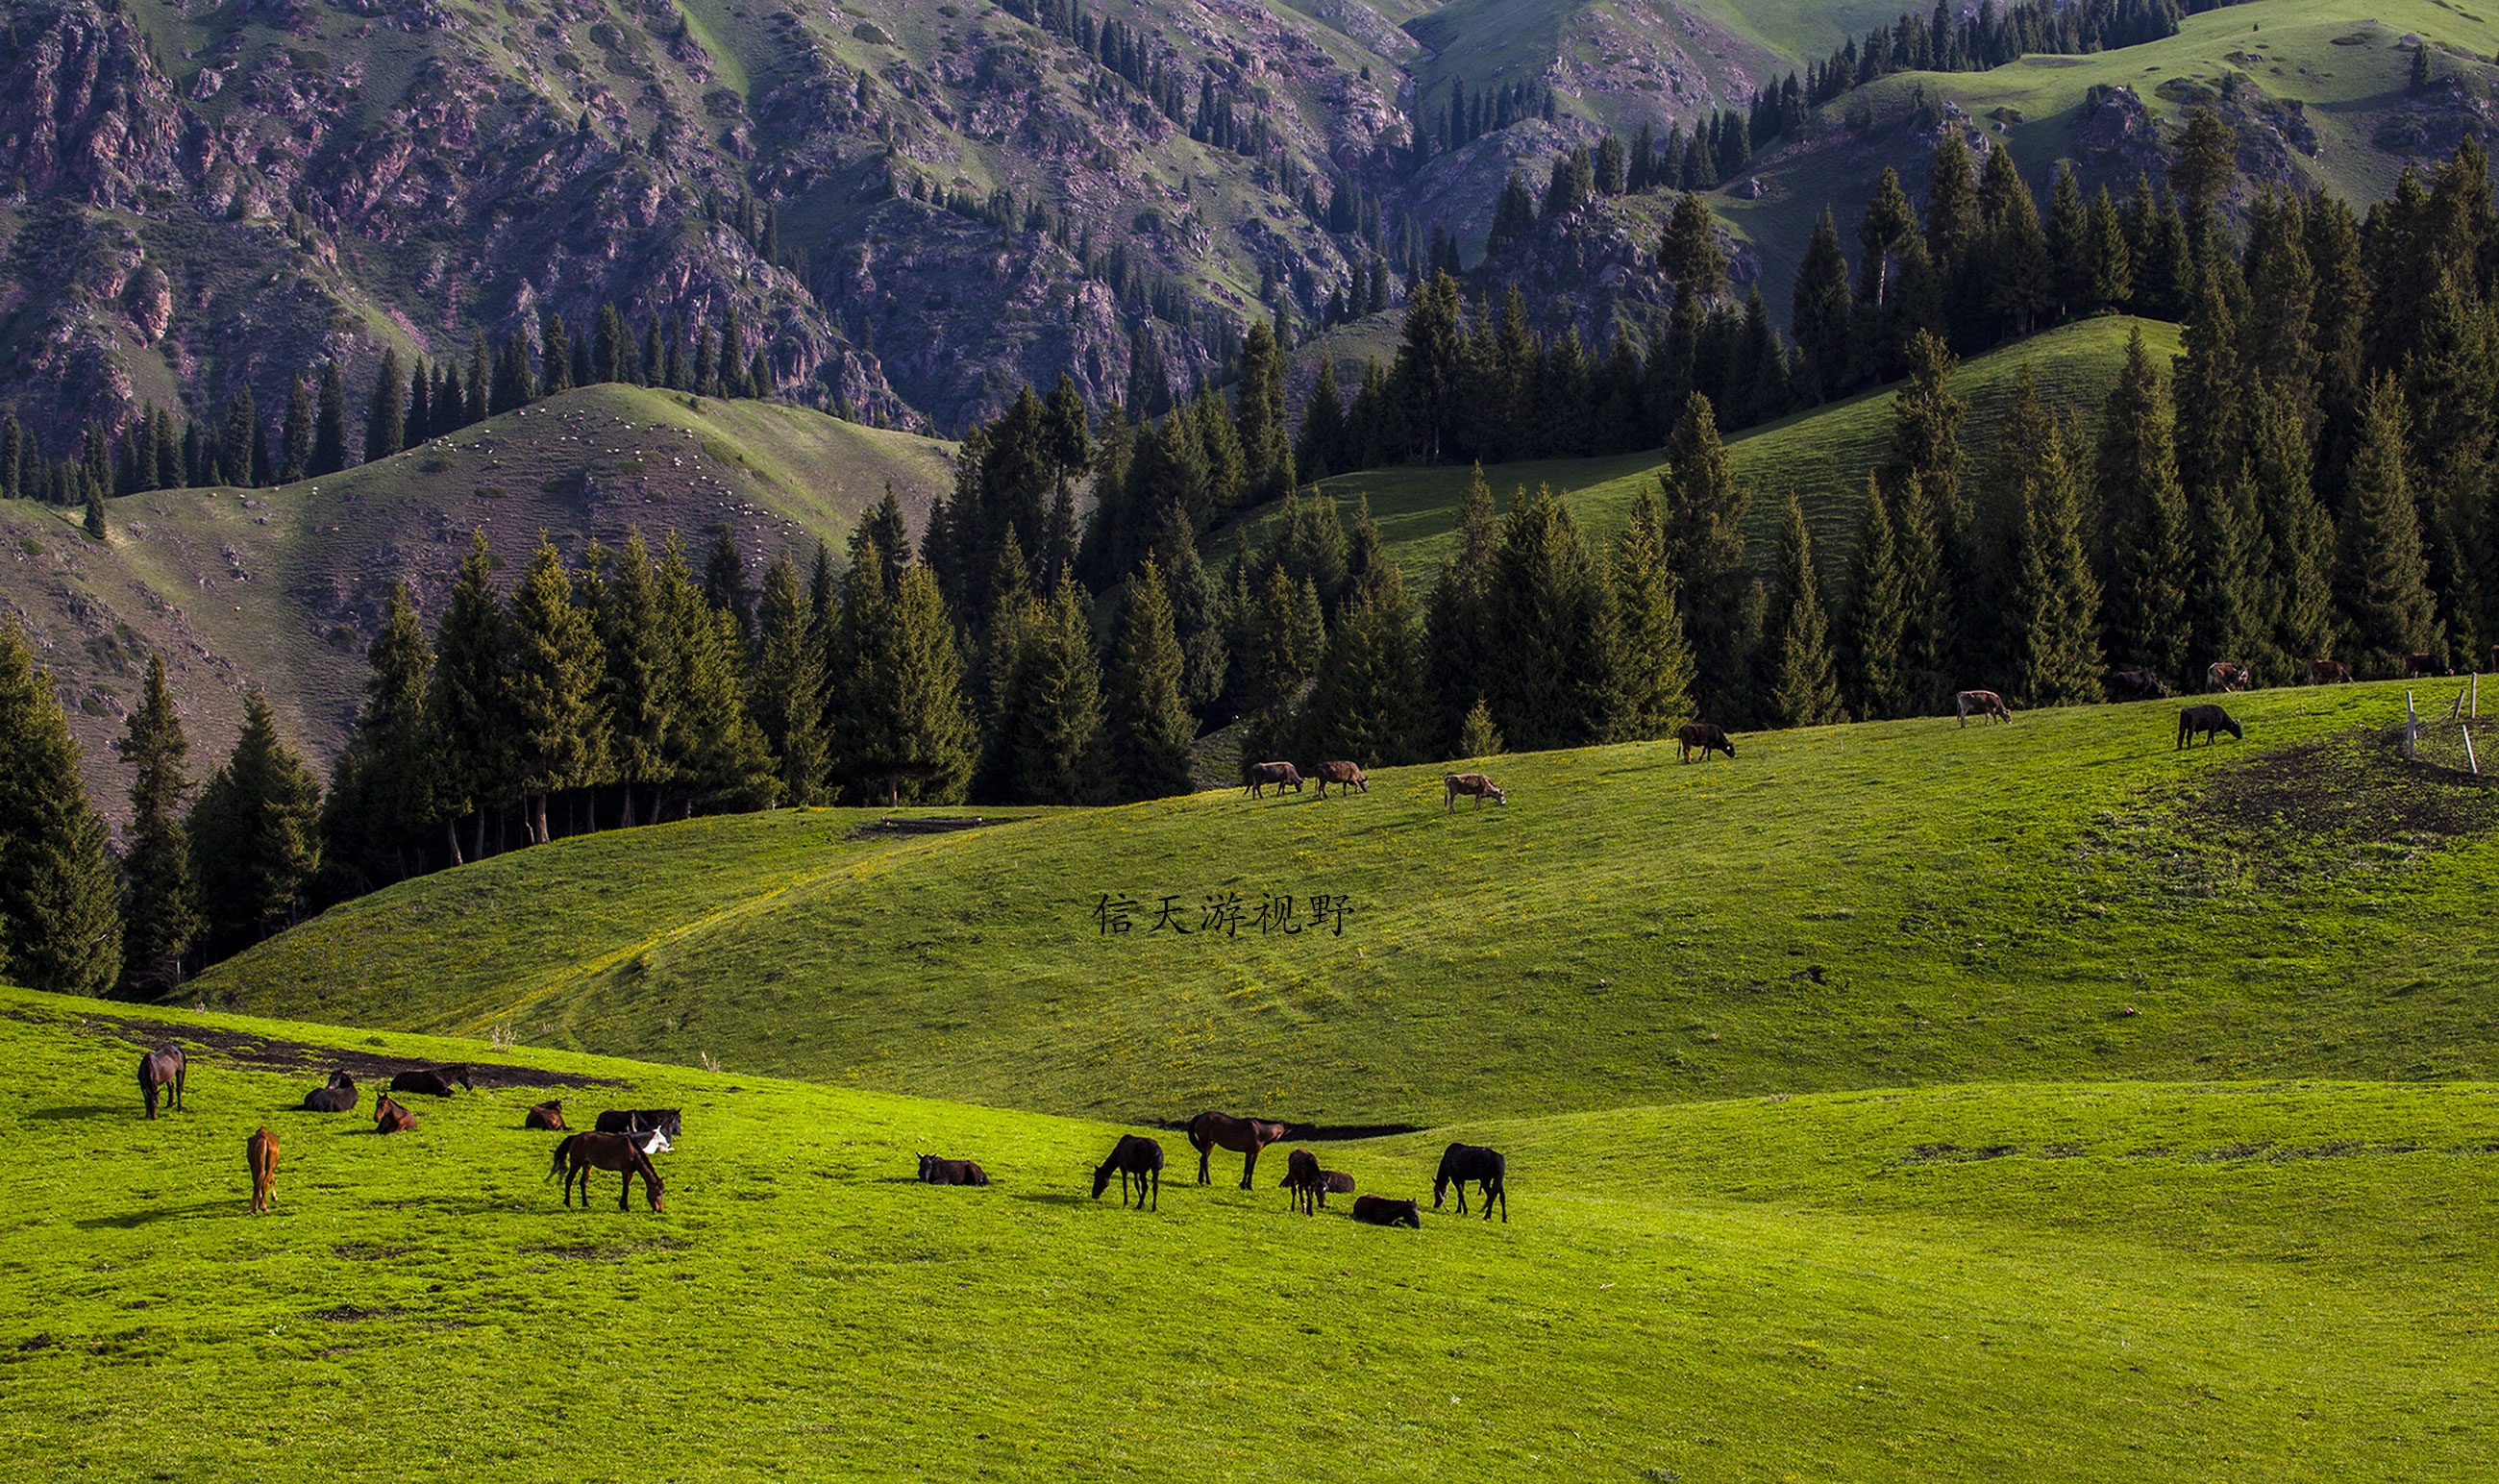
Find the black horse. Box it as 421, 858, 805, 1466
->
595, 1108, 683, 1140
1091, 1134, 1164, 1210
1432, 1143, 1507, 1222
137, 1047, 186, 1120
302, 1071, 359, 1113
389, 1064, 473, 1097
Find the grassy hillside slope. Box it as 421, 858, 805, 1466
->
1274, 315, 2182, 589
199, 679, 2499, 1125
0, 385, 953, 818
5, 988, 2488, 1481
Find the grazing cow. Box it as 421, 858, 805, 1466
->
1444, 773, 1506, 810
523, 1100, 565, 1130
1281, 1148, 1324, 1216
246, 1126, 279, 1215
2107, 670, 2166, 703
373, 1094, 416, 1134
1188, 1111, 1290, 1188
1955, 690, 2012, 727
917, 1154, 991, 1186
302, 1071, 358, 1114
549, 1132, 665, 1212
1675, 723, 1736, 763
1311, 760, 1368, 798
1091, 1134, 1164, 1210
1351, 1196, 1422, 1228
2307, 658, 2351, 685
2176, 704, 2244, 749
1244, 761, 1304, 798
389, 1064, 472, 1098
595, 1108, 682, 1141
137, 1046, 186, 1120
1433, 1143, 1508, 1222
2405, 652, 2453, 680
2207, 661, 2251, 693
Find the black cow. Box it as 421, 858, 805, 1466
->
2176, 705, 2244, 749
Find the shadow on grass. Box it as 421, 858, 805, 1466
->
1007, 1191, 1094, 1208
76, 1200, 231, 1229
24, 1104, 121, 1122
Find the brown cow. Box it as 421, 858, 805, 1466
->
1244, 761, 1304, 798
524, 1100, 566, 1130
2405, 652, 2452, 679
2177, 704, 2244, 748
373, 1094, 416, 1134
2307, 658, 2351, 684
1311, 760, 1368, 798
246, 1126, 279, 1215
1956, 690, 2011, 727
2207, 661, 2250, 693
1351, 1196, 1422, 1228
1676, 723, 1735, 762
1444, 773, 1506, 810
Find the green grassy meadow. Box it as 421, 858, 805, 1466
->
1265, 315, 2182, 589
4, 987, 2491, 1481
200, 679, 2499, 1128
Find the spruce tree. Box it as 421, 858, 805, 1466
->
281, 374, 311, 482
2172, 262, 2245, 512
0, 622, 122, 997
702, 525, 756, 647
1423, 466, 1498, 750
594, 532, 676, 828
1488, 483, 1608, 749
855, 563, 977, 806
1601, 482, 1695, 741
2097, 330, 2193, 683
2006, 405, 2105, 706
658, 534, 778, 813
119, 655, 199, 996
365, 349, 405, 464
2189, 470, 2265, 680
322, 581, 446, 883
84, 488, 107, 541
2246, 379, 2335, 680
1296, 358, 1348, 482
405, 360, 431, 451
542, 311, 574, 395
596, 306, 630, 384
1792, 209, 1852, 403
1103, 556, 1197, 800
1878, 331, 1966, 712
506, 540, 606, 843
751, 549, 828, 806
1235, 320, 1291, 504
1458, 695, 1502, 757
1299, 564, 1425, 768
1840, 477, 1911, 720
2337, 373, 2438, 675
189, 691, 321, 954
985, 573, 1105, 805
1659, 193, 1728, 300
430, 532, 510, 858
1662, 394, 1751, 721
1763, 492, 1843, 727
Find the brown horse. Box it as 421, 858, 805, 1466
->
373, 1094, 416, 1134
524, 1100, 566, 1130
549, 1132, 666, 1212
1351, 1195, 1422, 1227
1278, 1168, 1359, 1208
1282, 1148, 1324, 1216
245, 1126, 279, 1213
1091, 1134, 1164, 1210
1188, 1111, 1289, 1188
917, 1154, 991, 1186
302, 1071, 358, 1113
137, 1046, 186, 1120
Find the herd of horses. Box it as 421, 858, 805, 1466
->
139, 1049, 1502, 1232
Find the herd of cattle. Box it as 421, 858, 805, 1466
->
138, 1047, 1502, 1230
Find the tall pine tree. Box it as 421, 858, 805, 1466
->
0, 622, 121, 997
119, 655, 199, 996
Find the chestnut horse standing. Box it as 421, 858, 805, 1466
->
549, 1132, 665, 1212
1282, 1149, 1324, 1216
137, 1047, 186, 1120
246, 1126, 279, 1215
1188, 1111, 1289, 1188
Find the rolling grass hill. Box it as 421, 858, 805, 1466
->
0, 384, 954, 819
1263, 314, 2182, 590
196, 677, 2499, 1127
6, 986, 2491, 1480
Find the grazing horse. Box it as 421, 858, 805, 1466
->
1955, 690, 2012, 727
302, 1071, 358, 1113
1188, 1111, 1290, 1188
1279, 1168, 1358, 1208
2176, 704, 2244, 749
1675, 722, 1736, 762
595, 1108, 683, 1141
2307, 658, 2351, 685
624, 1127, 673, 1155
1311, 760, 1369, 798
1433, 1143, 1508, 1223
372, 1094, 416, 1134
1351, 1196, 1422, 1228
1281, 1148, 1324, 1216
917, 1154, 991, 1186
2207, 661, 2250, 693
137, 1047, 186, 1120
246, 1126, 279, 1215
2405, 652, 2453, 679
1244, 761, 1304, 798
524, 1100, 565, 1130
1444, 772, 1506, 810
1091, 1134, 1164, 1210
2107, 669, 2166, 703
389, 1064, 472, 1097
549, 1132, 665, 1212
